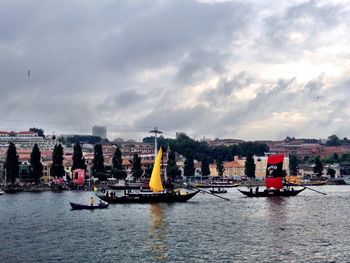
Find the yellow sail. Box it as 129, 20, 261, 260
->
149, 148, 164, 192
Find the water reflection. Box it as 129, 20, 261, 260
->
266, 197, 287, 222
149, 204, 168, 262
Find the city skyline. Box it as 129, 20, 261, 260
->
1, 1, 350, 141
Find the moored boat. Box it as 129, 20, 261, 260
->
0, 189, 4, 195
209, 188, 227, 194
4, 185, 25, 193
70, 202, 109, 210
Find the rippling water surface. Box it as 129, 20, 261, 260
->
1, 186, 350, 262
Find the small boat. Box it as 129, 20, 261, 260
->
209, 188, 227, 194
238, 154, 305, 198
0, 189, 4, 195
70, 202, 109, 210
98, 148, 199, 204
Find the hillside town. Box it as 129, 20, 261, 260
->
1, 127, 350, 187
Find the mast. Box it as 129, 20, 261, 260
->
149, 127, 162, 158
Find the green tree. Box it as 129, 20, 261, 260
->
112, 147, 126, 179
144, 164, 153, 178
51, 144, 64, 178
184, 154, 195, 179
131, 153, 143, 179
325, 134, 342, 146
216, 156, 225, 177
72, 143, 86, 171
201, 155, 210, 177
245, 153, 255, 178
313, 156, 323, 177
5, 142, 19, 183
92, 144, 105, 179
289, 155, 298, 176
327, 167, 336, 178
29, 127, 45, 137
30, 144, 43, 184
166, 149, 181, 181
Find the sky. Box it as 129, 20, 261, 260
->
1, 0, 350, 141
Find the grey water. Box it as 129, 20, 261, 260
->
0, 186, 350, 263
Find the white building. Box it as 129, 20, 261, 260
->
0, 131, 56, 150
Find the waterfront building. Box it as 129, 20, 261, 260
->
0, 131, 56, 150
92, 125, 107, 139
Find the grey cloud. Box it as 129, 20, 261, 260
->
1, 0, 350, 141
260, 1, 347, 57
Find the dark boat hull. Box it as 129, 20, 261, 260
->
70, 202, 109, 210
209, 189, 227, 194
97, 190, 200, 204
4, 186, 25, 193
238, 187, 306, 197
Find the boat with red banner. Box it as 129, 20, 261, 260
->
238, 154, 306, 197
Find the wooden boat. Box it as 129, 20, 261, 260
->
70, 202, 109, 210
98, 190, 199, 204
4, 185, 25, 193
51, 183, 65, 192
238, 187, 305, 197
209, 188, 227, 194
98, 148, 199, 204
238, 154, 306, 198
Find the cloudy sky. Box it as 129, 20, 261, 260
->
1, 0, 350, 141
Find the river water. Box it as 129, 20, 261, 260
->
0, 185, 349, 262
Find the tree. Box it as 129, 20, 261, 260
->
245, 153, 255, 178
216, 156, 225, 177
92, 144, 105, 179
313, 156, 323, 177
289, 155, 298, 176
327, 167, 336, 179
30, 144, 43, 184
166, 149, 181, 181
112, 147, 126, 179
325, 134, 342, 146
29, 127, 45, 137
72, 143, 86, 171
201, 155, 210, 177
131, 153, 143, 179
5, 142, 19, 183
51, 144, 64, 178
184, 154, 195, 179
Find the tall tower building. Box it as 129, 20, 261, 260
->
92, 125, 107, 139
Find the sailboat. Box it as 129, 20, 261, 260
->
238, 154, 306, 197
97, 148, 199, 203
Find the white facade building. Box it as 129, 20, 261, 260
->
0, 131, 56, 150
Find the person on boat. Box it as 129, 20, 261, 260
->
255, 186, 259, 193
90, 196, 94, 206
99, 200, 104, 206
106, 190, 109, 197
250, 188, 253, 194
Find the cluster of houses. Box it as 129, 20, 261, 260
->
0, 130, 348, 184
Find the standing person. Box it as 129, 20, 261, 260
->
90, 196, 94, 206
